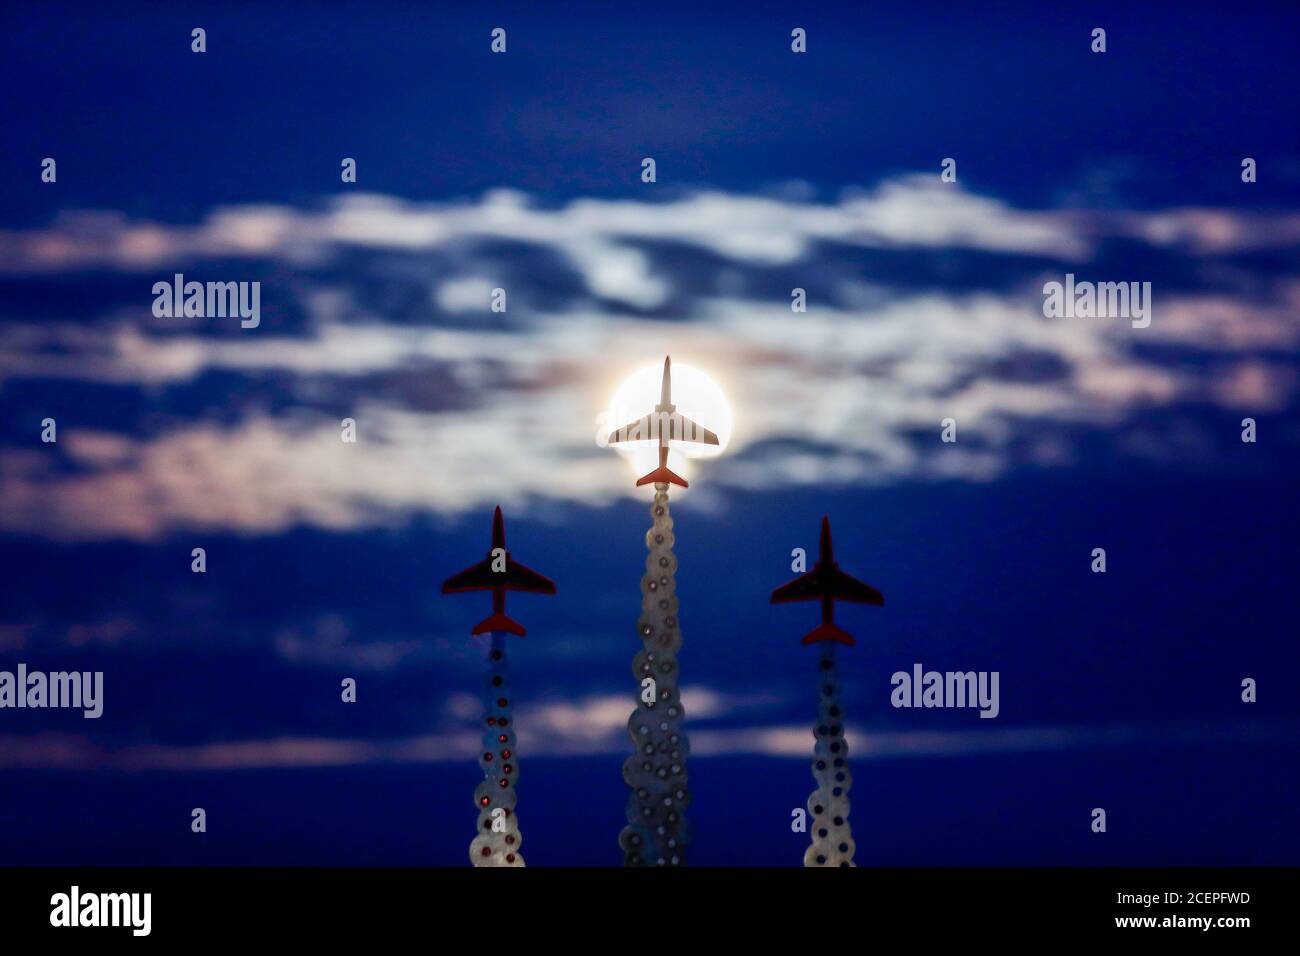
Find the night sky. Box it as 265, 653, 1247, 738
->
1, 1, 1298, 866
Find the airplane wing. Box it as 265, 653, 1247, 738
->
441, 559, 496, 593
828, 568, 884, 605
607, 415, 652, 444
672, 414, 719, 446
769, 568, 884, 605
607, 413, 719, 445
499, 559, 557, 594
769, 571, 822, 604
442, 557, 557, 594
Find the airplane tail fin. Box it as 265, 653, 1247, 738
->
636, 466, 688, 488
472, 612, 526, 637
800, 622, 856, 646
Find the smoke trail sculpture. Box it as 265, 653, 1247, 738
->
441, 506, 556, 867
607, 356, 719, 866
770, 516, 884, 867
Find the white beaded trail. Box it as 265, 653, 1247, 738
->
469, 633, 526, 867
619, 485, 692, 866
804, 642, 856, 867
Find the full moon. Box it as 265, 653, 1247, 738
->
603, 361, 733, 484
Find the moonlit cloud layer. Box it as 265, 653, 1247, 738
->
1, 175, 1297, 540
3, 711, 1294, 770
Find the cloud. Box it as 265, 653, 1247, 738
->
4, 177, 1298, 279
3, 717, 1295, 770
1, 175, 1297, 539
1114, 207, 1300, 254
435, 276, 497, 314
0, 177, 1098, 275
1209, 360, 1297, 411
274, 614, 424, 671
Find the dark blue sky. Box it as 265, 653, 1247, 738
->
1, 0, 1298, 865
5, 0, 1300, 219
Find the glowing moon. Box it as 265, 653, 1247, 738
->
603, 361, 733, 483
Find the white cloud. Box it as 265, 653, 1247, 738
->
0, 176, 1150, 276
1, 176, 1296, 539
562, 239, 669, 308
435, 276, 497, 314
0, 284, 1288, 539
2, 717, 1294, 770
